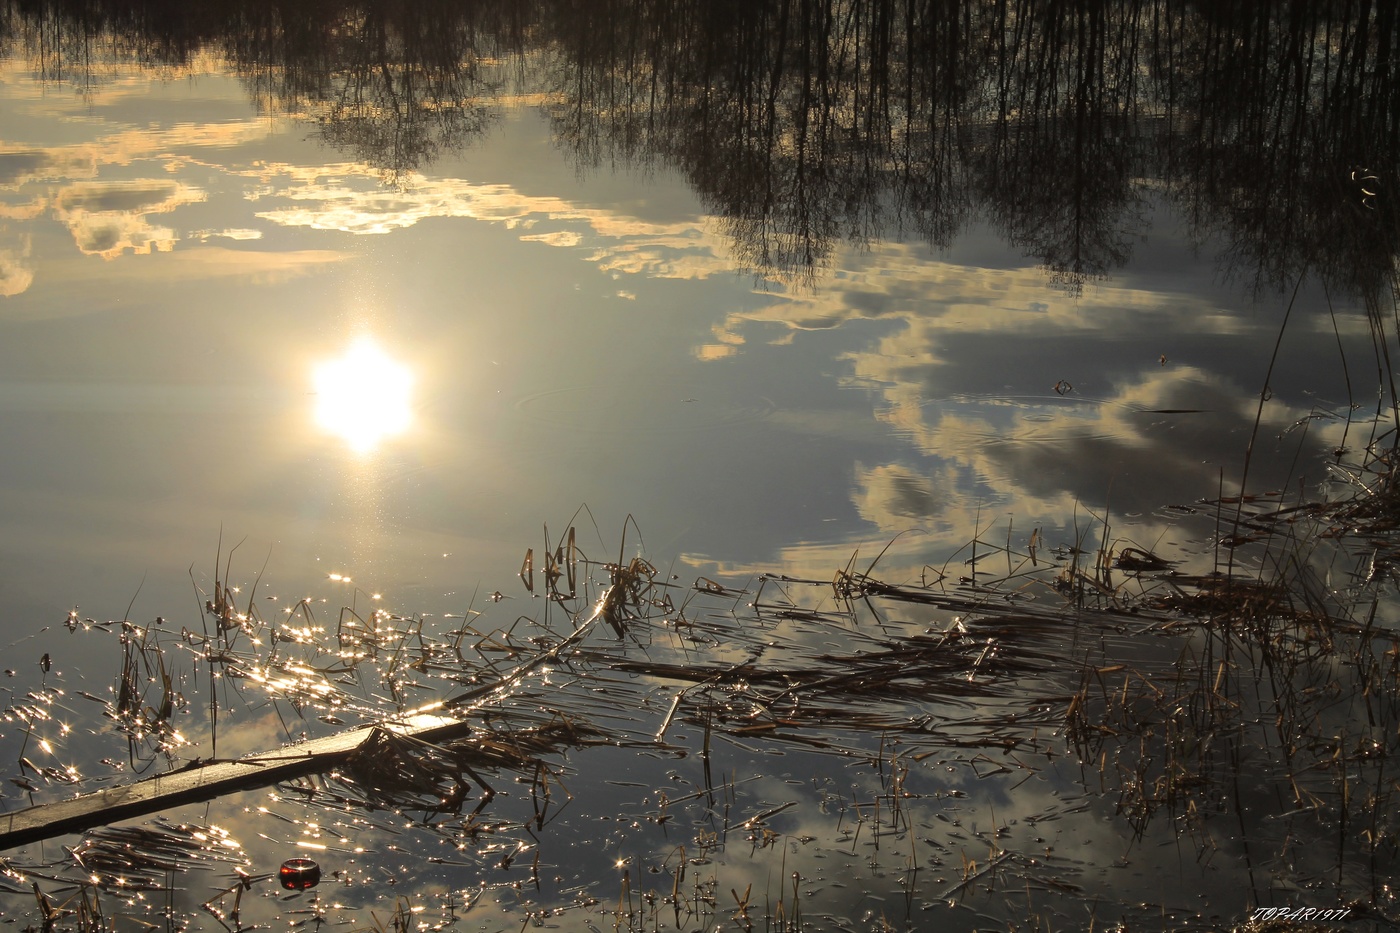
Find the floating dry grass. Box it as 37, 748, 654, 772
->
0, 502, 1395, 930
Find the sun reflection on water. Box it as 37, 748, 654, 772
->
312, 336, 413, 453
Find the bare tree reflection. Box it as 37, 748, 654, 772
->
539, 0, 977, 283
967, 1, 1149, 296
0, 0, 519, 182
538, 0, 1396, 297
1165, 0, 1399, 301
0, 0, 1395, 294
222, 1, 522, 182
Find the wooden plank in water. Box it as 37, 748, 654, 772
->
0, 712, 473, 852
0, 591, 613, 852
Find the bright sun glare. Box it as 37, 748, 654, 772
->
313, 337, 414, 453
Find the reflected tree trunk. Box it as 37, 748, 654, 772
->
1, 0, 1395, 294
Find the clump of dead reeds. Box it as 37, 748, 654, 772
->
67, 820, 247, 891
3, 503, 1398, 931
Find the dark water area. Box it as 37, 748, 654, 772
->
0, 1, 1397, 929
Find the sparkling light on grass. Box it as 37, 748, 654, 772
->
313, 337, 413, 453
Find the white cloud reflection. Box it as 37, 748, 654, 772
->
0, 235, 32, 296
246, 165, 738, 282
193, 227, 263, 241
0, 66, 311, 292
51, 179, 206, 258
665, 233, 1359, 582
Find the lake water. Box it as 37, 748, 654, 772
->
0, 2, 1396, 930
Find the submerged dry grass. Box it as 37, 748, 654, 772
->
0, 480, 1396, 930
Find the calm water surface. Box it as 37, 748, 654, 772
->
0, 2, 1396, 929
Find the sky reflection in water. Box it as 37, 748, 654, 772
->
0, 68, 1366, 617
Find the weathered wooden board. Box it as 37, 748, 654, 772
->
0, 712, 474, 851
0, 588, 615, 851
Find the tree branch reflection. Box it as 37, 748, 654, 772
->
1, 0, 1395, 295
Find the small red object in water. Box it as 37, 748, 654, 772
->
279, 858, 321, 890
